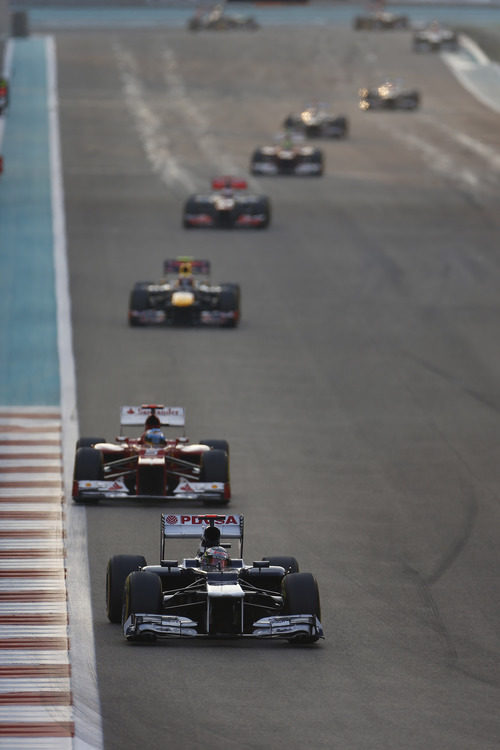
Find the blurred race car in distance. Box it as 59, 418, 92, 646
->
73, 404, 231, 504
359, 80, 420, 110
129, 258, 240, 328
107, 513, 324, 644
188, 4, 259, 31
283, 104, 348, 139
413, 21, 458, 52
183, 177, 270, 229
353, 10, 409, 30
0, 78, 8, 115
251, 133, 324, 176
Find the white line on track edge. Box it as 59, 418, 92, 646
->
47, 35, 104, 750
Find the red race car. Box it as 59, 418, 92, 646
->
73, 404, 230, 504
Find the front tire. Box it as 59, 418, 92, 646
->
219, 284, 241, 327
200, 449, 229, 503
129, 288, 151, 326
73, 447, 104, 503
106, 555, 147, 623
73, 447, 103, 481
282, 572, 321, 643
122, 571, 162, 626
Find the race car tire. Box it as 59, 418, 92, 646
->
250, 149, 268, 174
334, 116, 349, 138
73, 447, 104, 503
183, 198, 215, 228
403, 92, 420, 109
122, 571, 162, 627
219, 284, 240, 327
282, 573, 321, 642
200, 448, 229, 484
413, 39, 430, 52
262, 556, 299, 574
254, 197, 271, 228
129, 288, 151, 326
73, 447, 104, 482
106, 554, 147, 623
283, 573, 321, 617
76, 437, 106, 450
283, 115, 300, 129
309, 150, 324, 176
182, 198, 198, 227
199, 440, 230, 455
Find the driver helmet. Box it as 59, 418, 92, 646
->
201, 546, 231, 571
144, 428, 166, 446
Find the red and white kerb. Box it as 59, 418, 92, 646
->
0, 408, 74, 746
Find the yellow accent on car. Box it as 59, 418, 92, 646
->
172, 291, 195, 307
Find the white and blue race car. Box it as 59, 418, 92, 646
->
107, 513, 324, 644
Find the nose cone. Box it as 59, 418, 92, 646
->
172, 291, 195, 307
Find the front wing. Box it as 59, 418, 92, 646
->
184, 213, 268, 228
124, 613, 324, 642
73, 479, 227, 502
129, 308, 237, 326
252, 160, 321, 176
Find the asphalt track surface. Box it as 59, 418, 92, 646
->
55, 22, 500, 750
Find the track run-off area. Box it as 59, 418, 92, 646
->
1, 5, 500, 749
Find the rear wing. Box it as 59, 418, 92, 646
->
120, 405, 185, 428
211, 176, 248, 190
161, 513, 244, 556
163, 258, 210, 277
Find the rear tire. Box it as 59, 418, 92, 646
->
122, 571, 162, 626
199, 440, 230, 455
76, 437, 105, 450
106, 555, 147, 623
262, 556, 299, 574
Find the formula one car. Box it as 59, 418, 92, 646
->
283, 104, 348, 139
128, 258, 240, 328
413, 21, 458, 52
353, 10, 409, 30
73, 404, 231, 504
188, 4, 259, 31
359, 80, 420, 111
0, 78, 8, 116
183, 177, 270, 229
107, 513, 324, 644
251, 133, 324, 176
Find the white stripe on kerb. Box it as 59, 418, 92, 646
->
0, 678, 71, 692
0, 602, 68, 614
0, 651, 70, 664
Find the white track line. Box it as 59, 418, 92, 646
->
48, 35, 104, 750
